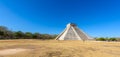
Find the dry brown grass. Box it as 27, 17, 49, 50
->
0, 39, 120, 57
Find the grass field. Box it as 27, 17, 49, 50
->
0, 40, 120, 57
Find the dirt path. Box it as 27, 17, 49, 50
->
0, 48, 27, 55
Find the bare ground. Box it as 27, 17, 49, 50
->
0, 48, 27, 55
0, 40, 119, 57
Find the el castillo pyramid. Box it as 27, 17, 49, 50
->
55, 23, 90, 40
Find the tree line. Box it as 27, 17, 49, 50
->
0, 26, 57, 40
95, 37, 120, 41
0, 26, 120, 41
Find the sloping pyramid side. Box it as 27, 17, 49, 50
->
74, 27, 90, 40
55, 25, 81, 40
55, 24, 90, 40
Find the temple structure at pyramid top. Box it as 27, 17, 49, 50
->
55, 23, 91, 40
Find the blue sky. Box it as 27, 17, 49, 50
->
0, 0, 120, 37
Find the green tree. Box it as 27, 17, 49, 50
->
108, 38, 117, 41
0, 26, 13, 39
25, 32, 33, 39
13, 31, 25, 39
95, 37, 106, 41
33, 33, 41, 39
0, 26, 8, 39
116, 38, 120, 41
41, 34, 57, 40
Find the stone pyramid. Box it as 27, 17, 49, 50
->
55, 23, 90, 40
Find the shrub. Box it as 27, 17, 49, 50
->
108, 38, 117, 41
95, 37, 106, 41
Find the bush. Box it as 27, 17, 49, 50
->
116, 38, 120, 41
108, 38, 117, 41
95, 37, 106, 41
95, 37, 117, 41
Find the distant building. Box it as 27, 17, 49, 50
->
55, 23, 91, 40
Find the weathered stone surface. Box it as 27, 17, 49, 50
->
55, 23, 90, 40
